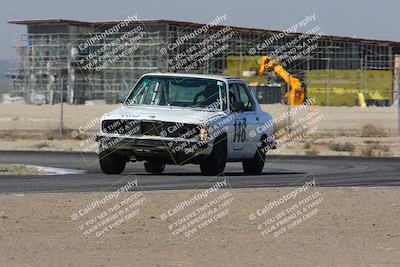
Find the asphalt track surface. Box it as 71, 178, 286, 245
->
0, 151, 399, 193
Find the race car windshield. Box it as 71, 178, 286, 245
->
125, 76, 227, 110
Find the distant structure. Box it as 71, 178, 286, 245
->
8, 18, 400, 106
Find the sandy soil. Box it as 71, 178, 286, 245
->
0, 103, 399, 156
0, 103, 118, 131
0, 103, 397, 134
261, 104, 399, 135
0, 187, 399, 267
0, 136, 399, 157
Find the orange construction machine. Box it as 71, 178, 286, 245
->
258, 56, 305, 106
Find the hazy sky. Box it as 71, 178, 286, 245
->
1, 0, 399, 60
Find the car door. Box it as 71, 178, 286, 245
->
229, 83, 247, 152
235, 83, 259, 158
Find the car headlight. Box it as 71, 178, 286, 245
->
199, 128, 208, 141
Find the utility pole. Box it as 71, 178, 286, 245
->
398, 69, 400, 134
326, 57, 330, 106
60, 77, 64, 136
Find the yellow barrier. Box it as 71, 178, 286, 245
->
223, 56, 394, 106
306, 70, 393, 106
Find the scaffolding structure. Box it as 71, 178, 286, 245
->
9, 19, 400, 106
14, 30, 165, 103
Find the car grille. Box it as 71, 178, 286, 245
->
102, 120, 200, 139
102, 120, 141, 136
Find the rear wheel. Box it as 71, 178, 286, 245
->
99, 149, 126, 174
242, 137, 266, 175
144, 161, 165, 174
200, 135, 227, 176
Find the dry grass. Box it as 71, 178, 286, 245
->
303, 141, 312, 149
328, 142, 355, 152
360, 143, 390, 157
32, 142, 50, 149
361, 123, 387, 137
304, 148, 320, 155
273, 118, 289, 138
0, 165, 29, 173
0, 164, 42, 176
361, 145, 374, 157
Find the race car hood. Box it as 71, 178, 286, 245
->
101, 105, 226, 125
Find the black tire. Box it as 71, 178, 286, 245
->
144, 161, 165, 174
242, 137, 266, 175
99, 149, 126, 174
200, 135, 227, 176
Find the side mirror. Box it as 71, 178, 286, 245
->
231, 101, 244, 112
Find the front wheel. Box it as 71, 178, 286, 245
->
99, 149, 126, 174
200, 135, 227, 176
144, 161, 165, 174
242, 139, 266, 175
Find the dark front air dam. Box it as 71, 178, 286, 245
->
95, 134, 213, 164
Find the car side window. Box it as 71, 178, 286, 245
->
237, 84, 254, 111
228, 83, 237, 108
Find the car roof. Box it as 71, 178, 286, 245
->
142, 72, 246, 83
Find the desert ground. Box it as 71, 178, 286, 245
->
0, 103, 399, 266
0, 187, 399, 267
0, 103, 398, 156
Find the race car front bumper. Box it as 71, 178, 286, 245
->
95, 133, 213, 162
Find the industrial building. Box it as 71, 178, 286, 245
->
8, 18, 400, 106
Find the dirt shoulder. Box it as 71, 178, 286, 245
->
0, 164, 42, 176
0, 187, 399, 266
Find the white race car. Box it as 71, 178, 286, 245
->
96, 73, 275, 176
